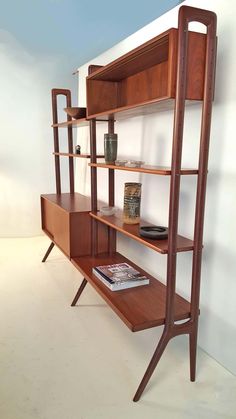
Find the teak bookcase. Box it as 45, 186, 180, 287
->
41, 6, 217, 401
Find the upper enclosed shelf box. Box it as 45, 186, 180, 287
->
86, 28, 206, 119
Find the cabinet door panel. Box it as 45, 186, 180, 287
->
70, 212, 91, 257
41, 197, 70, 256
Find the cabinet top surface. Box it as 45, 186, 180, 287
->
41, 193, 91, 213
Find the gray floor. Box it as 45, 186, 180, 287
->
0, 236, 235, 419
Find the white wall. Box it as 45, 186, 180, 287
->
0, 30, 77, 237
76, 0, 236, 375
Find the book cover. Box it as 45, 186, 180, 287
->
92, 262, 149, 291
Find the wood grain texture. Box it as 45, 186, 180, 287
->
41, 196, 70, 255
90, 211, 194, 254
186, 32, 206, 100
118, 61, 168, 108
87, 80, 119, 116
167, 28, 178, 97
89, 162, 198, 175
71, 252, 191, 332
70, 212, 91, 257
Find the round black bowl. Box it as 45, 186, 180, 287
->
139, 226, 168, 240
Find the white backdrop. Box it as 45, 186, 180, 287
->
0, 31, 77, 237
76, 0, 236, 375
1, 0, 235, 376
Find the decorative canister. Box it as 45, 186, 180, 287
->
123, 182, 142, 224
104, 133, 118, 164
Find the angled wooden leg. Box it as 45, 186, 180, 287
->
189, 327, 198, 381
42, 242, 55, 262
133, 331, 169, 402
71, 278, 87, 306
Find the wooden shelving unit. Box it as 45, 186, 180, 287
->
41, 5, 217, 402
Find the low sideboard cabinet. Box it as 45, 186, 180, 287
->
41, 193, 108, 259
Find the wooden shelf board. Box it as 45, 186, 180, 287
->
86, 98, 201, 120
90, 211, 194, 254
41, 193, 91, 213
71, 252, 191, 332
52, 117, 110, 128
52, 118, 88, 128
51, 100, 201, 125
53, 152, 104, 158
89, 162, 198, 176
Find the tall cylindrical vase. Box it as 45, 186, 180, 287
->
104, 133, 118, 164
123, 182, 142, 224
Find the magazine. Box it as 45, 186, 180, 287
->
92, 262, 149, 291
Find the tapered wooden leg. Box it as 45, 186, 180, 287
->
42, 242, 55, 262
71, 278, 87, 306
133, 332, 169, 402
189, 328, 198, 381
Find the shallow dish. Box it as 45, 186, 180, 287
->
139, 226, 168, 240
115, 160, 128, 166
64, 107, 86, 119
100, 206, 116, 216
125, 160, 144, 168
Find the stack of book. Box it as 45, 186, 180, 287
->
92, 262, 150, 291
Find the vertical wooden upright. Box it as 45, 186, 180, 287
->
51, 88, 75, 194
88, 65, 98, 256
89, 118, 98, 256
108, 117, 117, 254
133, 5, 217, 402
42, 89, 76, 263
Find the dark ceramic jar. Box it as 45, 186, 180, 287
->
104, 133, 118, 164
